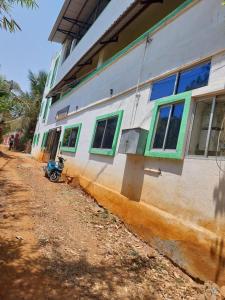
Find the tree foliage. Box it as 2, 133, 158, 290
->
0, 76, 22, 114
0, 0, 37, 32
0, 70, 47, 147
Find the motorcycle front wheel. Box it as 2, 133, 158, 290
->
49, 171, 60, 183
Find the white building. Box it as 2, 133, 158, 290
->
32, 0, 225, 285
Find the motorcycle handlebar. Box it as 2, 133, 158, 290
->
57, 156, 66, 161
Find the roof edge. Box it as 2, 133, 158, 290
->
48, 0, 71, 42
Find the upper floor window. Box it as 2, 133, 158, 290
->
150, 74, 177, 101
61, 0, 111, 63
46, 72, 51, 88
41, 132, 49, 150
63, 39, 73, 62
150, 61, 211, 101
42, 99, 51, 123
50, 57, 60, 87
177, 62, 211, 94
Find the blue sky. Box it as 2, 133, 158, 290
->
0, 0, 63, 92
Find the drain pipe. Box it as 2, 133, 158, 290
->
130, 34, 152, 128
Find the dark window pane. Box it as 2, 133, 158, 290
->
165, 102, 184, 149
177, 62, 211, 94
68, 128, 78, 147
153, 106, 170, 149
63, 39, 73, 62
150, 75, 176, 101
102, 117, 118, 149
62, 128, 72, 147
93, 120, 106, 148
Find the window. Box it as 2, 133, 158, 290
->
46, 71, 51, 88
33, 133, 40, 147
41, 132, 48, 149
56, 106, 70, 121
50, 57, 60, 87
36, 134, 40, 146
39, 102, 44, 119
42, 99, 51, 123
150, 61, 211, 101
32, 134, 37, 146
90, 110, 124, 156
63, 39, 73, 62
153, 102, 184, 150
150, 74, 177, 101
52, 94, 61, 105
189, 96, 225, 157
61, 124, 82, 153
145, 92, 192, 159
177, 62, 211, 94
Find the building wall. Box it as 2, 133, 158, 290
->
48, 0, 225, 125
32, 0, 225, 284
54, 0, 136, 87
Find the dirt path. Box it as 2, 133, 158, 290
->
0, 148, 222, 299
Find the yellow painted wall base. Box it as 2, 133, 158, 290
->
78, 174, 225, 286
37, 153, 224, 285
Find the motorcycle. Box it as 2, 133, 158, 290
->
43, 156, 65, 182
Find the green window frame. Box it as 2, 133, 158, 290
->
145, 92, 192, 159
42, 100, 48, 122
50, 56, 60, 88
89, 110, 124, 156
60, 123, 82, 153
32, 134, 37, 147
41, 132, 48, 150
39, 102, 44, 118
36, 133, 40, 146
42, 99, 52, 123
46, 71, 51, 88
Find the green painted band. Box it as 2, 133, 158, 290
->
57, 0, 195, 102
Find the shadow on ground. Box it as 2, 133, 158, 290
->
0, 173, 29, 229
0, 234, 158, 300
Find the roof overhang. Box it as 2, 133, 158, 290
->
48, 0, 164, 97
49, 0, 109, 44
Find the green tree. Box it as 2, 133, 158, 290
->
0, 0, 37, 32
0, 76, 20, 142
28, 70, 47, 100
0, 70, 47, 148
0, 76, 22, 113
17, 70, 47, 148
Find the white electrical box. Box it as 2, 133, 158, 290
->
118, 128, 148, 155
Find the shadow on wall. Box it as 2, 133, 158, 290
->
121, 155, 145, 201
121, 155, 184, 202
213, 170, 225, 218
